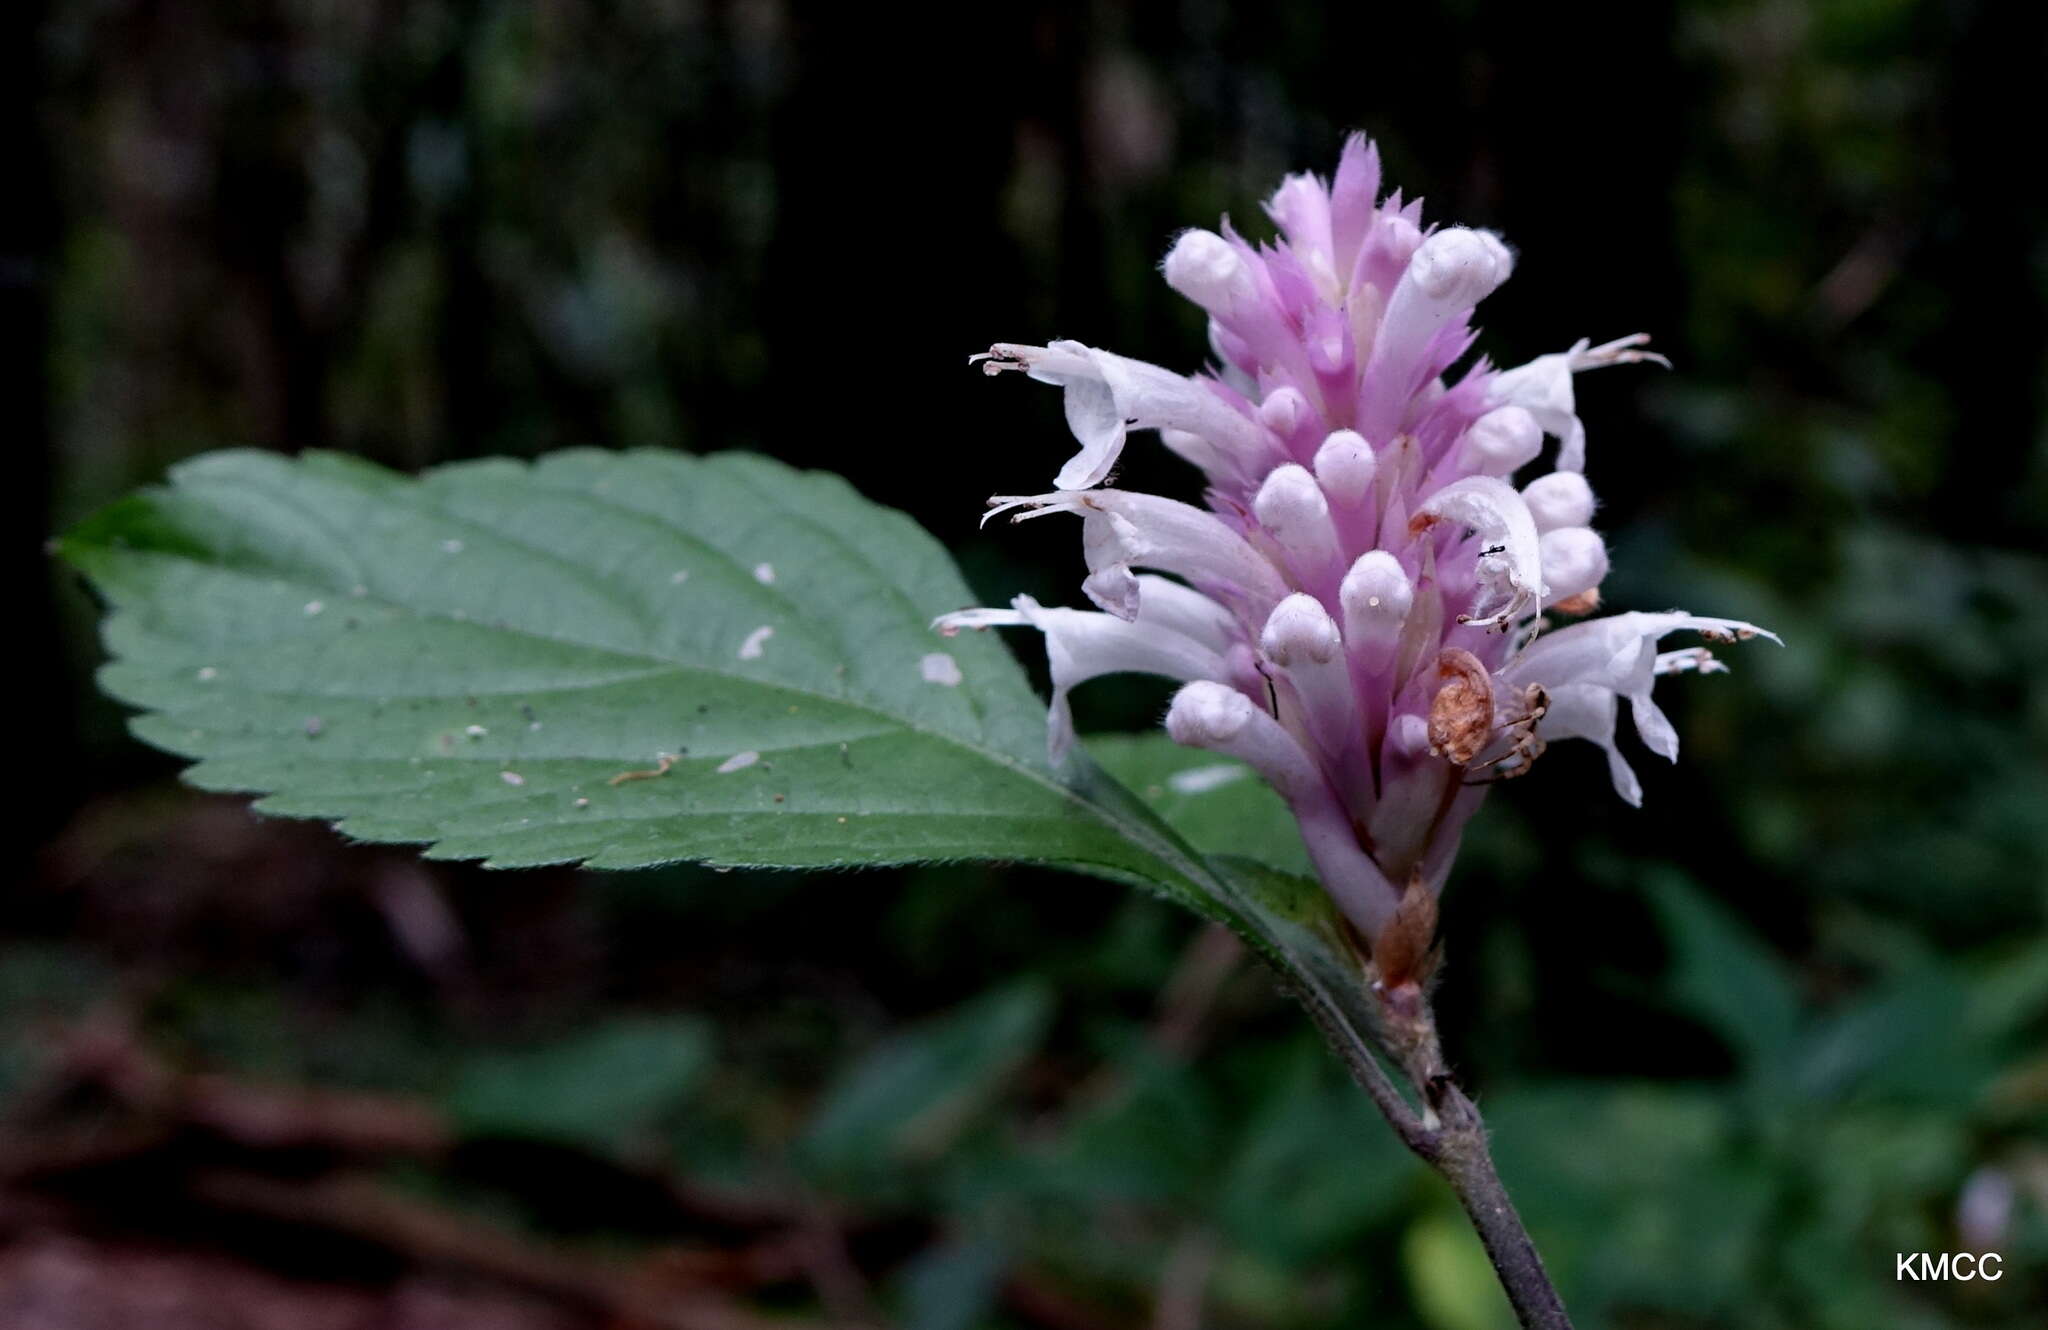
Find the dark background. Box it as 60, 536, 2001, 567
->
7, 2, 2046, 1327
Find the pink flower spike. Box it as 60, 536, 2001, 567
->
948, 137, 1774, 950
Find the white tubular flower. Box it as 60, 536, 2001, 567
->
1489, 333, 1670, 473
934, 596, 1226, 763
1413, 475, 1546, 628
987, 489, 1290, 619
1361, 228, 1513, 434
1501, 611, 1780, 803
1261, 593, 1359, 750
1520, 470, 1596, 533
975, 340, 1269, 491
1165, 681, 1402, 935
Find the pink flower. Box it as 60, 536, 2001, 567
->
937, 136, 1775, 954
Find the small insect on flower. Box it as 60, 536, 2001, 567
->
940, 134, 1777, 956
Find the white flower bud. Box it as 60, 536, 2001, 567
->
1165, 680, 1257, 748
1164, 680, 1327, 811
1388, 711, 1433, 760
1340, 550, 1413, 666
1163, 229, 1257, 319
1520, 470, 1596, 533
1312, 430, 1377, 506
1260, 593, 1341, 667
1459, 405, 1544, 477
1257, 386, 1309, 440
1538, 526, 1609, 604
1365, 214, 1424, 275
1253, 464, 1340, 569
1406, 227, 1513, 306
1261, 594, 1359, 751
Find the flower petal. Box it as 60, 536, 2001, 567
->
1538, 682, 1642, 807
937, 596, 1226, 762
1414, 475, 1546, 628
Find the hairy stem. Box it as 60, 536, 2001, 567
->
1311, 977, 1572, 1330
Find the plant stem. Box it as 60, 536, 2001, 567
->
1305, 977, 1572, 1330
1413, 1080, 1572, 1330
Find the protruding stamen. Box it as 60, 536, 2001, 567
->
1490, 333, 1668, 473
1569, 332, 1671, 372
1654, 647, 1727, 676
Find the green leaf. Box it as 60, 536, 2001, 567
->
61, 449, 1199, 886
800, 981, 1053, 1177
1086, 733, 1310, 877
62, 449, 1389, 1102
447, 1015, 711, 1150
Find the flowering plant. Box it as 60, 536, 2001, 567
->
60, 136, 1770, 1328
946, 135, 1772, 982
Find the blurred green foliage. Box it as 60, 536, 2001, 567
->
13, 0, 2046, 1327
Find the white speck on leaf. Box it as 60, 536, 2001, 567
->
574, 797, 590, 808
465, 725, 487, 738
716, 750, 760, 774
303, 600, 325, 617
739, 626, 774, 660
753, 562, 776, 584
500, 770, 525, 786
670, 569, 690, 584
442, 539, 464, 554
196, 667, 218, 682
1168, 763, 1251, 795
920, 652, 964, 686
